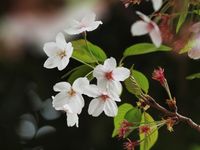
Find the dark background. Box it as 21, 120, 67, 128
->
0, 0, 200, 150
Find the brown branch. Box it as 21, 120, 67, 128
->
143, 95, 200, 132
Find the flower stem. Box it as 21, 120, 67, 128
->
83, 32, 99, 64
72, 56, 95, 69
119, 56, 126, 66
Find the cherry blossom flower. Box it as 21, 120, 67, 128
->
93, 57, 130, 95
52, 77, 89, 115
43, 32, 73, 70
85, 83, 121, 117
131, 11, 162, 47
64, 12, 103, 35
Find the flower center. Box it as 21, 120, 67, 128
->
68, 89, 76, 97
139, 125, 151, 134
100, 94, 109, 101
147, 22, 154, 31
57, 51, 66, 59
105, 71, 113, 80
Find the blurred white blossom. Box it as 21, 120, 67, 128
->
64, 11, 102, 35
131, 11, 162, 47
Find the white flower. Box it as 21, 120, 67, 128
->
84, 84, 121, 117
64, 12, 103, 35
43, 32, 73, 71
93, 57, 130, 95
52, 77, 89, 114
150, 0, 163, 11
131, 11, 162, 48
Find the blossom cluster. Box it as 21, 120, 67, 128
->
43, 12, 132, 127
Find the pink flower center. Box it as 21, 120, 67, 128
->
105, 71, 113, 80
100, 94, 109, 101
147, 22, 154, 32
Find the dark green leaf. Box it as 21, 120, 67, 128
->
112, 103, 133, 137
140, 112, 158, 150
72, 39, 107, 63
67, 65, 93, 84
125, 107, 142, 123
123, 43, 171, 57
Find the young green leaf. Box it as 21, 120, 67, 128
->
176, 0, 189, 33
132, 70, 149, 94
140, 112, 158, 150
124, 107, 142, 123
112, 103, 133, 137
124, 69, 149, 96
72, 39, 107, 63
123, 43, 171, 57
186, 73, 200, 80
67, 65, 93, 84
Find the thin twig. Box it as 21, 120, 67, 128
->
143, 95, 200, 132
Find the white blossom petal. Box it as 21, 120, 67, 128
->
131, 21, 149, 36
93, 65, 105, 79
108, 80, 122, 95
43, 57, 59, 69
72, 77, 90, 94
67, 95, 84, 114
83, 84, 101, 98
136, 11, 151, 23
57, 57, 70, 71
43, 42, 58, 57
53, 82, 71, 92
56, 32, 67, 50
151, 0, 162, 11
66, 112, 79, 127
52, 92, 69, 110
86, 21, 103, 32
65, 42, 73, 58
149, 25, 162, 47
104, 57, 117, 71
88, 98, 104, 117
113, 67, 130, 81
81, 13, 96, 25
104, 100, 118, 117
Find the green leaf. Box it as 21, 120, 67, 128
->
123, 43, 171, 57
72, 39, 107, 63
61, 65, 86, 79
140, 112, 158, 150
112, 103, 133, 137
186, 73, 200, 80
176, 0, 189, 33
67, 65, 93, 84
124, 69, 149, 96
125, 107, 142, 123
193, 10, 200, 16
132, 70, 149, 94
